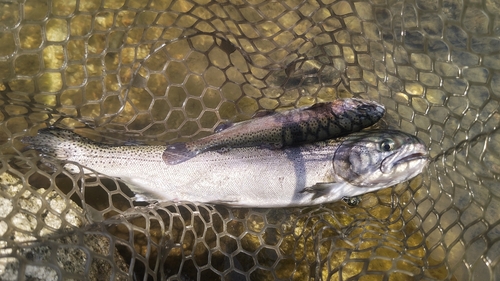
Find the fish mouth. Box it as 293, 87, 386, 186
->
394, 153, 428, 165
381, 152, 428, 174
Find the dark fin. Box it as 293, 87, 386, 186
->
299, 182, 336, 200
214, 122, 234, 133
162, 143, 198, 165
303, 102, 328, 110
252, 110, 275, 118
342, 196, 362, 206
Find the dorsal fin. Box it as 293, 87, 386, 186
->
303, 102, 328, 110
162, 143, 198, 165
214, 122, 234, 133
252, 110, 275, 118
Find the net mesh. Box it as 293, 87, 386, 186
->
1, 0, 499, 279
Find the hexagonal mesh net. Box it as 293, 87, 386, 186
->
1, 0, 499, 280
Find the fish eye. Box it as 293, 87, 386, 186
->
379, 139, 395, 152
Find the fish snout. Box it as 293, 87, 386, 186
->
380, 140, 429, 174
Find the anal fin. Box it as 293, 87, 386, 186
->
162, 143, 198, 165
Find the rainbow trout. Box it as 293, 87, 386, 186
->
24, 129, 428, 207
164, 98, 384, 164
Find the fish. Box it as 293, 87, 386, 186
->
163, 98, 385, 164
23, 128, 429, 207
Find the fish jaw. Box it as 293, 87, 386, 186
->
332, 130, 429, 189
378, 134, 429, 187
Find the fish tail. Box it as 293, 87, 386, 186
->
22, 128, 88, 160
162, 142, 198, 165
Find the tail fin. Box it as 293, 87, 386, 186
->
162, 142, 198, 165
22, 128, 87, 160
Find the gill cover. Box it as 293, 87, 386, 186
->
332, 130, 428, 188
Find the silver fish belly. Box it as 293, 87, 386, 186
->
23, 129, 428, 207
163, 98, 385, 164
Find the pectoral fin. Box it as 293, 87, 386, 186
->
300, 182, 337, 200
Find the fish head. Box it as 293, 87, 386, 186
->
332, 130, 429, 188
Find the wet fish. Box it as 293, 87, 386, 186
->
164, 98, 385, 164
24, 128, 428, 207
